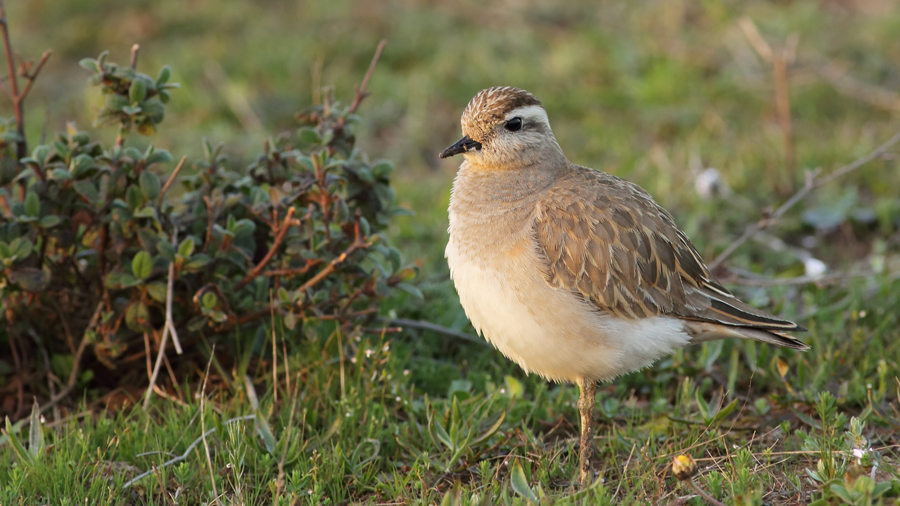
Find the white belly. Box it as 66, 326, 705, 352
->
445, 235, 692, 383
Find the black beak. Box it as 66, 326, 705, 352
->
439, 135, 482, 159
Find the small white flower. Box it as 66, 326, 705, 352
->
365, 349, 375, 358
803, 258, 827, 279
395, 396, 401, 402
694, 168, 730, 199
382, 344, 390, 352
350, 357, 357, 364
852, 448, 868, 460
307, 490, 313, 495
403, 369, 410, 376
859, 310, 867, 318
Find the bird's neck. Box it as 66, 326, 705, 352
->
454, 157, 565, 205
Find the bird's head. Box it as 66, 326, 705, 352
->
440, 87, 565, 169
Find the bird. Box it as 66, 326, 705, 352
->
439, 86, 808, 486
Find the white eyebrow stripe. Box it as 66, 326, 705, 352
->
504, 105, 550, 128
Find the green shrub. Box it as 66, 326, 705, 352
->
0, 46, 414, 411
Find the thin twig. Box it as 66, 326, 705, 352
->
202, 196, 215, 253
293, 214, 372, 301
199, 347, 220, 504
235, 207, 296, 290
18, 49, 50, 102
709, 129, 900, 270
816, 62, 900, 112
688, 479, 727, 506
129, 43, 139, 69
122, 414, 255, 488
158, 155, 188, 209
724, 270, 882, 287
164, 238, 182, 354
379, 317, 487, 347
0, 0, 23, 160
348, 39, 386, 114
144, 231, 182, 409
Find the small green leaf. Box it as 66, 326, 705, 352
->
139, 171, 161, 200
470, 411, 505, 446
510, 460, 538, 502
133, 207, 157, 219
178, 238, 195, 258
146, 149, 173, 165
201, 292, 217, 310
73, 180, 101, 206
70, 154, 94, 177
119, 274, 140, 288
39, 215, 61, 228
132, 251, 153, 279
9, 238, 33, 261
146, 282, 167, 303
122, 105, 142, 115
126, 185, 144, 212
709, 398, 739, 425
157, 241, 176, 261
50, 168, 72, 181
79, 58, 101, 73
25, 192, 40, 217
371, 160, 394, 178
4, 416, 32, 465
255, 416, 276, 454
208, 310, 228, 323
183, 254, 210, 271
28, 399, 43, 459
156, 65, 171, 85
696, 390, 711, 422
299, 127, 321, 144
284, 311, 296, 330
129, 78, 147, 105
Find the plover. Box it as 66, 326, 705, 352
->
440, 86, 807, 485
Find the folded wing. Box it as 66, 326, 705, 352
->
533, 167, 807, 350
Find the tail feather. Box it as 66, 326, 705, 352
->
685, 321, 809, 351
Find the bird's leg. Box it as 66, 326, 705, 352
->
578, 378, 596, 487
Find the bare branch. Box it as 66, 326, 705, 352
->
158, 155, 188, 209
380, 317, 487, 347
294, 235, 374, 300
18, 49, 51, 101
130, 43, 139, 69
710, 129, 900, 270
234, 207, 296, 290
738, 17, 773, 62
122, 414, 256, 488
348, 39, 386, 114
144, 231, 182, 409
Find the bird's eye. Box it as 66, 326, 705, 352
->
505, 117, 522, 132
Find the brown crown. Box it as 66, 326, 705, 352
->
461, 87, 543, 141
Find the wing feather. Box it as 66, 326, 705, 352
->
534, 167, 806, 339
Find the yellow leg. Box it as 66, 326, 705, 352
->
578, 378, 596, 486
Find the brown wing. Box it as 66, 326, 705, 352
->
534, 167, 805, 334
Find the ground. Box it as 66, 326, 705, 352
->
2, 0, 900, 504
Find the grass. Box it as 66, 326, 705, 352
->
3, 0, 900, 504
